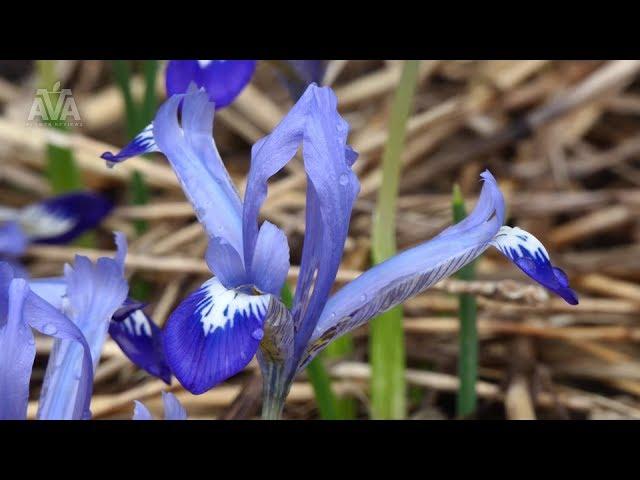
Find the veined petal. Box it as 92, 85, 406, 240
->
292, 86, 359, 358
153, 90, 244, 256
166, 60, 256, 109
491, 226, 578, 305
25, 290, 95, 420
20, 192, 113, 245
37, 244, 128, 419
28, 276, 66, 309
0, 278, 33, 420
0, 221, 27, 257
301, 171, 504, 369
109, 306, 171, 384
101, 123, 158, 165
163, 277, 270, 394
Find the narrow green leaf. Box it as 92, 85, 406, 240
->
452, 184, 479, 418
324, 335, 356, 418
369, 60, 420, 420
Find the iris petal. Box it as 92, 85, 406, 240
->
163, 277, 270, 394
0, 221, 27, 257
491, 226, 579, 305
101, 123, 158, 165
302, 171, 504, 369
109, 306, 172, 384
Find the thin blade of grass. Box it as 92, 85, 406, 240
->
453, 184, 478, 418
369, 60, 420, 419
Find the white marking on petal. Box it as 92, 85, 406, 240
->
197, 277, 269, 336
197, 60, 214, 68
490, 226, 550, 262
19, 204, 75, 238
123, 310, 152, 336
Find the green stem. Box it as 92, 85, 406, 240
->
369, 60, 420, 420
453, 184, 479, 418
324, 335, 356, 418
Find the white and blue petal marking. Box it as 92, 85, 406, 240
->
163, 277, 270, 394
101, 123, 158, 165
21, 192, 113, 244
109, 306, 171, 384
491, 226, 578, 305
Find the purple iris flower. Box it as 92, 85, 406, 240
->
106, 85, 577, 416
101, 60, 257, 164
132, 391, 187, 420
29, 235, 172, 389
0, 263, 94, 420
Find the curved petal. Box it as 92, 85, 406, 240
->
22, 192, 113, 245
37, 251, 127, 419
101, 123, 158, 165
291, 86, 359, 357
205, 236, 248, 290
26, 290, 95, 420
28, 276, 66, 309
301, 171, 504, 369
163, 277, 270, 394
162, 391, 187, 420
491, 226, 579, 305
109, 306, 171, 384
166, 60, 256, 109
251, 221, 290, 296
153, 90, 244, 256
0, 278, 33, 420
0, 221, 27, 257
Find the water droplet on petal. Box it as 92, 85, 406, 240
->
359, 294, 367, 302
339, 174, 349, 186
27, 336, 35, 346
43, 323, 57, 335
251, 328, 264, 341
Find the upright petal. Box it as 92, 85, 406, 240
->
163, 277, 270, 394
0, 221, 27, 257
25, 290, 95, 420
37, 249, 127, 419
0, 278, 33, 420
109, 306, 172, 384
166, 60, 257, 109
301, 172, 504, 368
250, 221, 290, 296
491, 226, 579, 305
153, 90, 244, 256
28, 276, 66, 309
292, 86, 359, 357
21, 192, 113, 245
101, 123, 158, 165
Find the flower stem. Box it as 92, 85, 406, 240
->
261, 360, 288, 420
369, 60, 419, 419
452, 184, 478, 418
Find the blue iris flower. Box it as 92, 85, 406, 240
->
101, 60, 257, 164
0, 191, 113, 276
106, 84, 577, 413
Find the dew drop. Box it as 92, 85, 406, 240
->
251, 328, 264, 341
339, 174, 349, 186
27, 336, 35, 346
43, 323, 57, 335
359, 294, 367, 302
